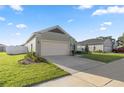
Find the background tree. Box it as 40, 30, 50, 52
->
118, 33, 124, 47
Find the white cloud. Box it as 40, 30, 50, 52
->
101, 21, 112, 26
103, 21, 112, 26
100, 21, 112, 31
0, 16, 5, 21
67, 19, 74, 23
15, 32, 21, 36
100, 27, 107, 31
8, 22, 13, 25
77, 5, 93, 10
92, 6, 124, 16
16, 24, 27, 29
10, 5, 23, 12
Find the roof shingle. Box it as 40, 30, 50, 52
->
78, 38, 106, 45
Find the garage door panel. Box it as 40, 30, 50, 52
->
41, 40, 70, 56
104, 46, 112, 52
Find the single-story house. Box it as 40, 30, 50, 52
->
0, 44, 6, 52
77, 38, 113, 52
24, 25, 77, 56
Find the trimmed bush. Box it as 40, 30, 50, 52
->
75, 51, 91, 54
19, 52, 48, 65
94, 50, 104, 53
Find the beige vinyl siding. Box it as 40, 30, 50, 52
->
77, 45, 85, 51
103, 39, 112, 52
25, 37, 36, 52
0, 45, 5, 52
88, 44, 104, 51
94, 44, 104, 51
88, 45, 94, 51
39, 32, 69, 41
77, 44, 104, 52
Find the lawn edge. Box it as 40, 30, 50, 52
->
24, 73, 70, 87
24, 61, 71, 87
82, 54, 124, 63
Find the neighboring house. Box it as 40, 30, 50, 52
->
0, 44, 6, 52
77, 38, 113, 52
24, 25, 77, 56
6, 46, 28, 55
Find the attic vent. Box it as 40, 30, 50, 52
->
49, 28, 65, 34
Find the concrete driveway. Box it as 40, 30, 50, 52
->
45, 56, 105, 74
35, 56, 124, 87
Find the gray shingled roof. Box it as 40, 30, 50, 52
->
0, 44, 5, 45
0, 44, 6, 47
23, 25, 76, 45
78, 38, 106, 46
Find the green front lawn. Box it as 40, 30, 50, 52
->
0, 53, 69, 87
82, 52, 124, 63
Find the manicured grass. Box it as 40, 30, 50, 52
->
0, 52, 69, 87
82, 52, 124, 63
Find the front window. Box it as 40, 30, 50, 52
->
31, 44, 33, 52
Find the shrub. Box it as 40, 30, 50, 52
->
19, 52, 48, 65
94, 50, 103, 53
112, 48, 118, 53
76, 51, 91, 54
75, 51, 82, 54
113, 47, 124, 53
85, 44, 89, 54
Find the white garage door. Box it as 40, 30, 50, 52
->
104, 46, 112, 52
41, 40, 70, 56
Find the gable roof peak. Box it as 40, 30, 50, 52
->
35, 25, 65, 34
23, 25, 77, 45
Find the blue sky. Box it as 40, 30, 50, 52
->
0, 5, 124, 45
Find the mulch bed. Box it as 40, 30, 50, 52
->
18, 58, 41, 65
